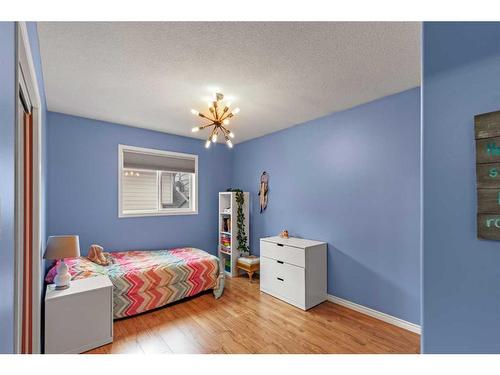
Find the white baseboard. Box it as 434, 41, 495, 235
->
326, 294, 421, 335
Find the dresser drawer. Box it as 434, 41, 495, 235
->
260, 239, 305, 268
260, 256, 305, 308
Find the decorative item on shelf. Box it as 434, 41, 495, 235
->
258, 171, 269, 213
43, 235, 81, 290
190, 92, 239, 149
220, 247, 231, 255
224, 258, 231, 273
279, 230, 289, 239
222, 217, 231, 232
227, 188, 250, 256
220, 233, 231, 250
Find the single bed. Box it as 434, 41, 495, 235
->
45, 247, 224, 319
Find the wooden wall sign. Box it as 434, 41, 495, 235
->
475, 110, 500, 239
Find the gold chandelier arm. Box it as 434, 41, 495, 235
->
220, 126, 230, 135
220, 106, 229, 118
198, 122, 215, 130
198, 112, 212, 120
207, 126, 217, 141
220, 112, 234, 122
213, 100, 219, 120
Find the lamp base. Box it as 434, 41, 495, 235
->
54, 259, 72, 290
54, 284, 70, 291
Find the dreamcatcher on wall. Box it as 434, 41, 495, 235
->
258, 171, 268, 213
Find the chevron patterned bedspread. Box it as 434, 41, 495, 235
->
45, 247, 225, 319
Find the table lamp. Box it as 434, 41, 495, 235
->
44, 235, 80, 290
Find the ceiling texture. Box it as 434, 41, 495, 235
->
38, 22, 421, 144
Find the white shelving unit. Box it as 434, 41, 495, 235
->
218, 191, 249, 277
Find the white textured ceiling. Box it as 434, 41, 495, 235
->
38, 22, 421, 144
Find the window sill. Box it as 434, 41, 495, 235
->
119, 210, 198, 218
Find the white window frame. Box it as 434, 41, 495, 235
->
118, 144, 198, 218
160, 171, 175, 206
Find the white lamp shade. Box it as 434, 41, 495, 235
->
44, 235, 80, 260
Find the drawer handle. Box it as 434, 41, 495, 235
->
277, 260, 284, 264
276, 243, 284, 247
277, 277, 284, 282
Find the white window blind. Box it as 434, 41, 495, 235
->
122, 170, 158, 212
123, 150, 196, 173
161, 172, 174, 205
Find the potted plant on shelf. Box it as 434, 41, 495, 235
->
226, 188, 250, 257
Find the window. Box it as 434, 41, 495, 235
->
118, 145, 198, 217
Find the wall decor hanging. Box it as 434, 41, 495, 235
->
475, 110, 500, 239
258, 171, 268, 213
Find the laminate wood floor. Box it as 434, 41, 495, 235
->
87, 276, 420, 354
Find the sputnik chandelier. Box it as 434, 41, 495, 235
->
190, 92, 239, 149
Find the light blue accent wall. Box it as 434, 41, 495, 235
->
0, 21, 17, 355
47, 112, 233, 256
232, 88, 421, 324
422, 22, 500, 353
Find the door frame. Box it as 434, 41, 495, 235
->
14, 21, 43, 354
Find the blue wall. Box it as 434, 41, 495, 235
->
232, 88, 421, 324
0, 21, 17, 355
47, 112, 233, 255
422, 22, 500, 353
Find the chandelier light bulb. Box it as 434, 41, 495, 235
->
212, 133, 218, 143
233, 107, 240, 115
191, 126, 200, 132
229, 132, 235, 138
190, 109, 199, 116
223, 119, 230, 125
205, 140, 211, 149
226, 139, 233, 148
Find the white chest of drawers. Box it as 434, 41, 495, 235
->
260, 236, 327, 310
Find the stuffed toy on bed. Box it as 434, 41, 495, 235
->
87, 244, 113, 266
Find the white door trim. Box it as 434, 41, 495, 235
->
14, 21, 43, 354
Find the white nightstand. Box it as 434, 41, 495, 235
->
45, 275, 113, 354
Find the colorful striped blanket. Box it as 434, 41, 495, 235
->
45, 247, 224, 319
